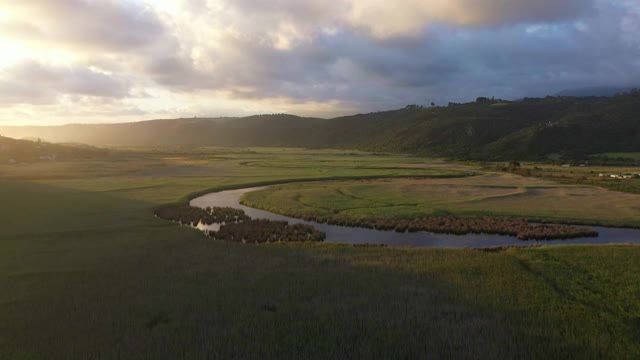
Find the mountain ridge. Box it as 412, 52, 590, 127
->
2, 91, 639, 160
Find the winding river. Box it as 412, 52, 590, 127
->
190, 186, 640, 248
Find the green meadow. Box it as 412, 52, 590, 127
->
488, 162, 640, 195
1, 148, 640, 359
242, 173, 640, 227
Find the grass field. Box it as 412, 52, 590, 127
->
485, 162, 640, 195
2, 148, 640, 358
242, 173, 640, 227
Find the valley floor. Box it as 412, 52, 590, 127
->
1, 148, 639, 358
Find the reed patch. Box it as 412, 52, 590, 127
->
210, 219, 326, 243
155, 205, 326, 243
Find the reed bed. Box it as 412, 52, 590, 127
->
285, 213, 598, 240
155, 205, 250, 225
210, 219, 326, 243
155, 205, 326, 243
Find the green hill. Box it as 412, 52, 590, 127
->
1, 91, 639, 160
0, 136, 110, 163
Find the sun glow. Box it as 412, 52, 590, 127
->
0, 39, 78, 68
0, 39, 27, 68
0, 8, 79, 67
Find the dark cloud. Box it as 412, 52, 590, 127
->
167, 0, 637, 108
219, 0, 594, 40
443, 0, 594, 26
220, 0, 593, 32
124, 0, 612, 108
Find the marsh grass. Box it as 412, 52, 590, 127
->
155, 205, 250, 225
242, 173, 640, 228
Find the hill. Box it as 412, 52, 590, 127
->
1, 91, 639, 160
555, 86, 638, 97
0, 136, 110, 163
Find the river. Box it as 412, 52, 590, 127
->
190, 186, 640, 248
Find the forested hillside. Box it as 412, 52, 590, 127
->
2, 91, 639, 160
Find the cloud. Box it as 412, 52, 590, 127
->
136, 0, 598, 92
160, 1, 637, 100
348, 0, 593, 37
0, 0, 639, 125
217, 0, 594, 39
0, 61, 130, 105
2, 0, 168, 52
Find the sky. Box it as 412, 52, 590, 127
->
0, 0, 639, 125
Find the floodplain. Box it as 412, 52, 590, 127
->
1, 148, 639, 359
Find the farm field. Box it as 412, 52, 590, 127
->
1, 148, 640, 358
242, 173, 640, 227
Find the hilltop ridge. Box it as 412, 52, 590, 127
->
2, 91, 639, 160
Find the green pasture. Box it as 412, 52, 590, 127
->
482, 161, 640, 195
